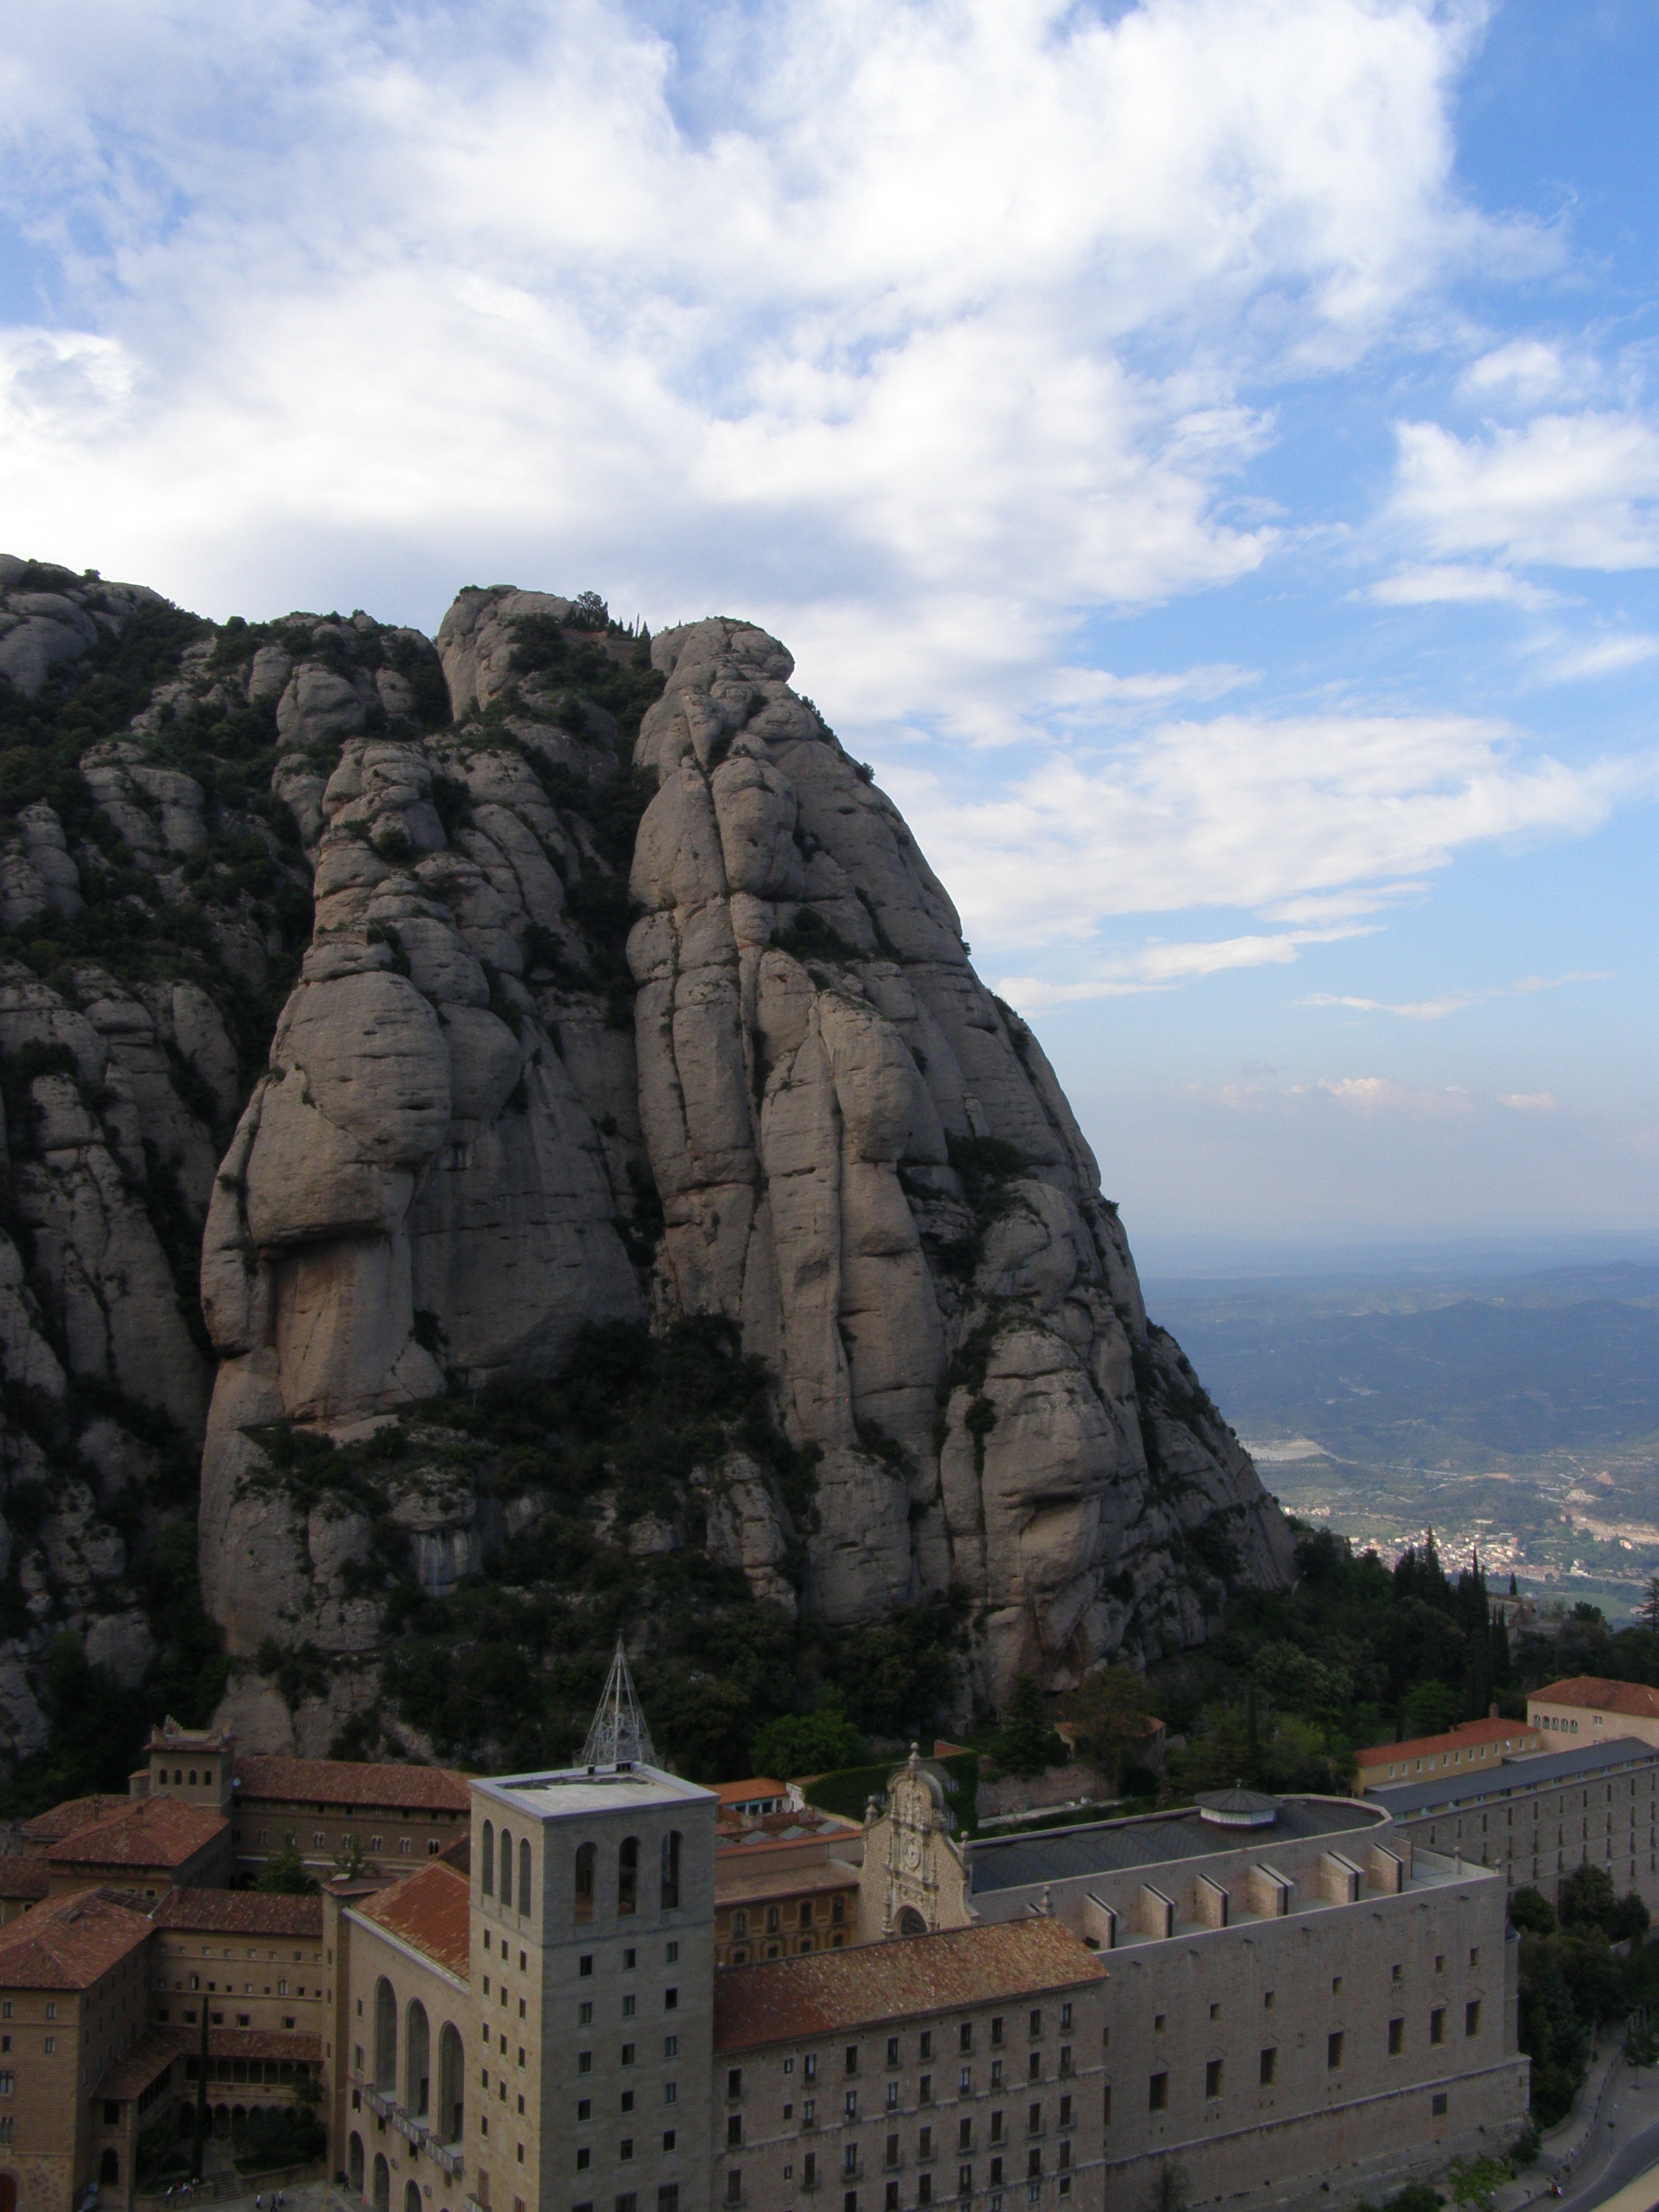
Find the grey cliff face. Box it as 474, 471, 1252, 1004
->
0, 557, 1291, 1768
624, 618, 1292, 1699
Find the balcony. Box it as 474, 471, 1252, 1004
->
428, 2141, 464, 2180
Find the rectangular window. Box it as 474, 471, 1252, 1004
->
1465, 2002, 1481, 2038
847, 2046, 860, 2075
1149, 2074, 1168, 2111
1205, 2061, 1223, 2100
1029, 2010, 1042, 2041
1101, 2087, 1111, 2127
1432, 2093, 1448, 2118
889, 2038, 901, 2068
919, 2033, 932, 2062
1389, 2019, 1403, 2056
1430, 2009, 1446, 2047
1028, 2105, 1040, 2136
1327, 2033, 1344, 2071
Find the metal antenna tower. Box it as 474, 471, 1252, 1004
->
582, 1638, 657, 1769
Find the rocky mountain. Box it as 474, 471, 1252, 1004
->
0, 556, 1292, 1785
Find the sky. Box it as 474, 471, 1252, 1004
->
1, 0, 1656, 1260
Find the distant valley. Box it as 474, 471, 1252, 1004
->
1145, 1261, 1659, 1617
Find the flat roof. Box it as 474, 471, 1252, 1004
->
968, 1795, 1385, 1897
477, 1763, 715, 1820
1370, 1733, 1659, 1817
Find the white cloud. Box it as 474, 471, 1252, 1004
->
1300, 969, 1611, 1020
1366, 562, 1559, 609
0, 0, 1534, 732
1535, 633, 1659, 683
1498, 1092, 1558, 1112
1459, 339, 1587, 408
898, 706, 1640, 960
1192, 1073, 1475, 1115
1393, 410, 1659, 570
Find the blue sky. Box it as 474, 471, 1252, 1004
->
1, 0, 1656, 1256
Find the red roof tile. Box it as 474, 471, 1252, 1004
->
150, 1890, 322, 1938
47, 1798, 228, 1871
1357, 1716, 1538, 1768
163, 2024, 323, 2064
714, 1919, 1104, 2052
23, 1793, 134, 1845
236, 1755, 471, 1812
716, 1779, 788, 1807
356, 1861, 470, 1978
96, 2029, 180, 2100
1533, 1678, 1659, 1719
714, 1861, 860, 1907
0, 1858, 50, 1902
0, 1892, 152, 1990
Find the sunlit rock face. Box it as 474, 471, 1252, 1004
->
0, 558, 1291, 1760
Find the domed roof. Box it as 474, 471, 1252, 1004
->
1195, 1786, 1279, 1829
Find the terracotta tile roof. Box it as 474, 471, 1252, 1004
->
716, 1779, 788, 1807
236, 1755, 471, 1812
150, 1890, 323, 1938
163, 2024, 323, 2064
714, 1918, 1104, 2052
0, 1857, 50, 1901
23, 1793, 133, 1845
715, 1860, 860, 1908
1533, 1678, 1659, 1719
1357, 1716, 1539, 1769
356, 1861, 470, 1978
96, 2028, 179, 2100
0, 1892, 152, 1990
47, 1798, 228, 1871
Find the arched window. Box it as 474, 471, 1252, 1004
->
575, 1842, 595, 1923
619, 1836, 639, 1915
374, 1977, 397, 2092
349, 2134, 365, 2196
405, 2000, 430, 2117
405, 2182, 422, 2212
372, 2154, 390, 2212
500, 1827, 513, 1910
438, 2022, 465, 2144
189, 1770, 198, 1786
661, 1830, 681, 1910
519, 1837, 531, 1916
481, 1821, 494, 1896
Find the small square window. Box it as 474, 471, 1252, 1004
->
1263, 1992, 1274, 2010
1432, 2092, 1448, 2118
1154, 2014, 1165, 2033
1331, 1976, 1342, 1996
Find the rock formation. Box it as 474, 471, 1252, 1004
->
0, 556, 1292, 1772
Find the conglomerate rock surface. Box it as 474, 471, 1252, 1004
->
0, 556, 1292, 1770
